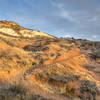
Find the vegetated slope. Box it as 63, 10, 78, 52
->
0, 20, 100, 100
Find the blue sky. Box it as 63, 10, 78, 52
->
0, 0, 100, 41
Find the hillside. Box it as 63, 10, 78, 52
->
0, 20, 100, 100
0, 20, 54, 38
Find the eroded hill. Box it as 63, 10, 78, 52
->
0, 20, 54, 38
0, 20, 100, 100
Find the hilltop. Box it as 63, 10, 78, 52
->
0, 20, 100, 100
0, 20, 54, 38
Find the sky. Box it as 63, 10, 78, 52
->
0, 0, 100, 41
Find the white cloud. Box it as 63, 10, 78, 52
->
60, 10, 74, 21
65, 33, 72, 38
50, 0, 81, 23
92, 35, 97, 38
88, 16, 99, 22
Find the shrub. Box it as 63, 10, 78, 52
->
17, 60, 27, 66
0, 37, 15, 47
32, 62, 37, 66
0, 84, 27, 100
65, 83, 75, 97
91, 49, 100, 60
80, 80, 99, 100
80, 80, 98, 94
0, 84, 53, 100
23, 45, 35, 52
0, 49, 12, 60
50, 53, 55, 57
56, 53, 61, 58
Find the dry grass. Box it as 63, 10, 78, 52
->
0, 83, 53, 100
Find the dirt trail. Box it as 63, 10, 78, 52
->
24, 53, 82, 76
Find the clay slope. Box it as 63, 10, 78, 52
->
0, 21, 100, 100
0, 20, 54, 38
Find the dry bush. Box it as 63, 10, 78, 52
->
0, 48, 12, 60
79, 80, 99, 100
0, 48, 21, 60
83, 62, 100, 71
0, 37, 15, 47
0, 84, 53, 100
65, 83, 76, 97
0, 48, 31, 69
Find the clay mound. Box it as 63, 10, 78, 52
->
0, 20, 54, 38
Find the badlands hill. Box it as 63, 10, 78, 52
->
0, 20, 54, 38
0, 20, 100, 100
